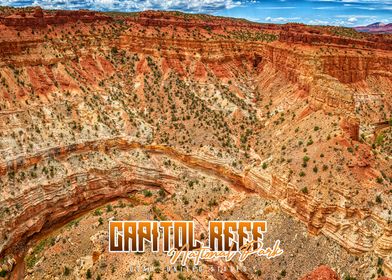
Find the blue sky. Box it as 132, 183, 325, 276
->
0, 0, 391, 26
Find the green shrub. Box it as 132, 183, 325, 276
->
64, 266, 70, 276
86, 269, 92, 279
143, 190, 153, 197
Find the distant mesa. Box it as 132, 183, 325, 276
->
355, 22, 392, 34
0, 6, 112, 27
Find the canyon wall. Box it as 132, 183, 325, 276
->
0, 138, 391, 261
0, 8, 391, 278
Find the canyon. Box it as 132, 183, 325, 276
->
0, 7, 391, 280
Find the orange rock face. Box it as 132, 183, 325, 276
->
0, 7, 391, 280
340, 117, 360, 141
0, 7, 112, 28
301, 266, 340, 280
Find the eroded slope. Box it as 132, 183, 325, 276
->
0, 7, 391, 279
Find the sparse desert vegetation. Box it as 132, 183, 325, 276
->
0, 7, 391, 280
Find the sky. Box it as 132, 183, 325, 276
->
0, 0, 391, 26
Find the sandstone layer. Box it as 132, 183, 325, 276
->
0, 7, 391, 279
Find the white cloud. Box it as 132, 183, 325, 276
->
335, 14, 377, 19
308, 19, 330, 25
95, 0, 114, 5
265, 16, 300, 22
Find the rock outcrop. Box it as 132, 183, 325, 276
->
0, 7, 112, 28
300, 265, 340, 280
340, 117, 360, 141
0, 7, 391, 279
